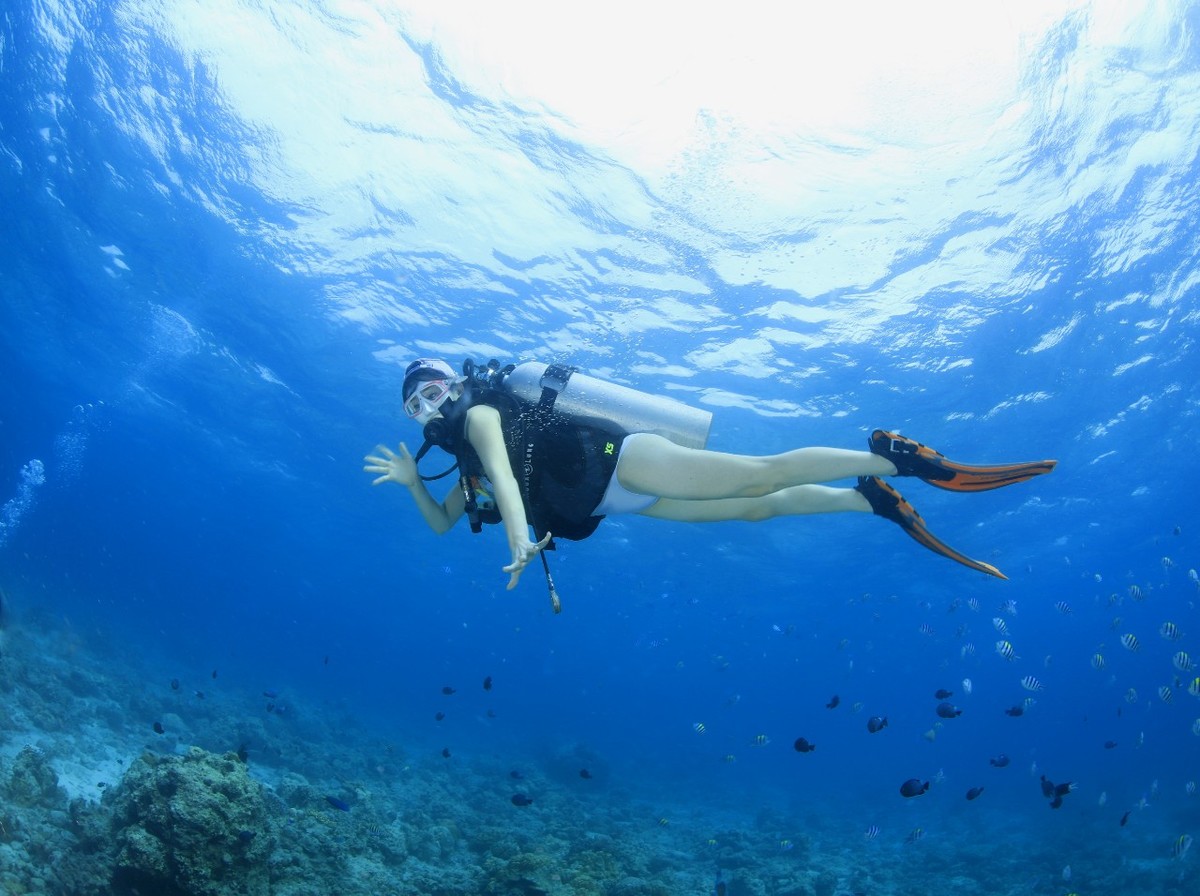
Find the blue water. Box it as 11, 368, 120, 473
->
3, 1, 1200, 893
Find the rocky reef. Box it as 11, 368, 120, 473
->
44, 747, 276, 896
1, 745, 76, 895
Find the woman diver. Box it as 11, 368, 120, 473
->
364, 358, 1056, 596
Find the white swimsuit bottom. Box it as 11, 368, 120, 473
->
592, 432, 659, 516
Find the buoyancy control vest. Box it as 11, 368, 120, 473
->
413, 358, 713, 541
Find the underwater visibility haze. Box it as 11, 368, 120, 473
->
2, 1, 1200, 893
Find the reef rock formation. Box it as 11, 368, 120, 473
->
6, 744, 66, 808
108, 747, 275, 896
55, 746, 277, 896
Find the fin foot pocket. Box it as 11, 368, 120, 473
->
855, 476, 1006, 579
869, 429, 1056, 492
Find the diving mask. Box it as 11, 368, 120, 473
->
404, 378, 461, 425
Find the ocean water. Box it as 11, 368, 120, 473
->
2, 1, 1200, 894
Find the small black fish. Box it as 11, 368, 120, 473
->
1041, 775, 1075, 808
441, 747, 451, 758
325, 795, 350, 812
266, 703, 275, 713
579, 768, 593, 779
152, 721, 164, 735
511, 793, 533, 806
237, 829, 256, 843
323, 655, 329, 666
1104, 740, 1118, 749
486, 708, 496, 718
867, 716, 888, 734
509, 770, 524, 780
966, 786, 985, 801
194, 690, 205, 700
899, 778, 930, 798
934, 689, 954, 699
936, 701, 962, 719
1120, 810, 1131, 827
483, 676, 493, 691
263, 690, 278, 699
793, 737, 816, 753
1004, 705, 1024, 717
211, 669, 218, 679
170, 678, 180, 691
435, 711, 445, 722
442, 686, 456, 696
990, 754, 1010, 768
826, 694, 840, 709
236, 743, 249, 763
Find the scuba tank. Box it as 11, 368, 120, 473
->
413, 358, 713, 474
495, 360, 712, 449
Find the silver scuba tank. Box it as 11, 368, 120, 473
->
498, 361, 712, 449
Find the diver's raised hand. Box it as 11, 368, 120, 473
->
503, 531, 552, 590
363, 443, 419, 487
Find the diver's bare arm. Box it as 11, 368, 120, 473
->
465, 405, 532, 541
363, 442, 465, 534
465, 405, 550, 588
414, 478, 467, 534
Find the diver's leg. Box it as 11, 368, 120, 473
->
616, 433, 895, 501
639, 485, 870, 523
641, 478, 1006, 580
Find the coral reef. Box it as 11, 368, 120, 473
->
7, 744, 66, 808
106, 747, 276, 896
50, 747, 277, 896
1, 597, 1195, 896
1, 745, 79, 895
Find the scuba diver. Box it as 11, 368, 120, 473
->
364, 358, 1056, 606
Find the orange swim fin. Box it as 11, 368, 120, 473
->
869, 429, 1056, 493
855, 476, 1007, 580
